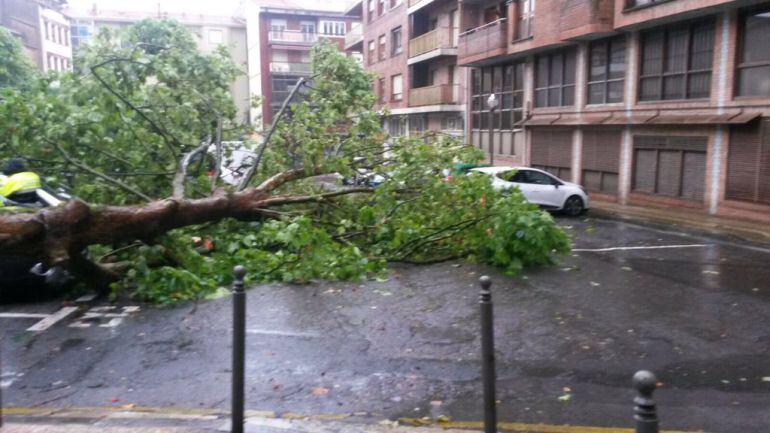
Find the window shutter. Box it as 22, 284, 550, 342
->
727, 119, 770, 204
531, 129, 572, 179
582, 130, 620, 194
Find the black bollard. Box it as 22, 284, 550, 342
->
479, 276, 497, 433
231, 266, 247, 433
633, 370, 659, 433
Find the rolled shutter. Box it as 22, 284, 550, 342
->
727, 119, 769, 204
582, 130, 621, 194
531, 129, 572, 178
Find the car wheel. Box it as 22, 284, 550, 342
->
562, 195, 584, 217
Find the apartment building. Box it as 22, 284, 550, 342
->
0, 0, 72, 72
64, 5, 251, 124
457, 0, 770, 223
244, 0, 359, 126
349, 0, 466, 138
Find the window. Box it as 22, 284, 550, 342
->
626, 0, 666, 9
588, 36, 626, 104
389, 0, 401, 8
582, 130, 621, 194
368, 0, 375, 22
388, 116, 406, 136
534, 49, 576, 107
368, 40, 375, 64
378, 34, 386, 61
511, 170, 556, 185
378, 0, 386, 16
270, 19, 287, 40
44, 20, 50, 41
391, 74, 403, 101
391, 27, 402, 56
639, 20, 714, 101
632, 136, 707, 201
471, 62, 524, 131
320, 21, 345, 36
726, 119, 770, 204
736, 8, 770, 97
208, 29, 223, 44
514, 0, 535, 40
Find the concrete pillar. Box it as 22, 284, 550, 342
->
619, 126, 632, 204
572, 128, 582, 184
574, 42, 587, 111
624, 31, 639, 113
506, 1, 516, 43
709, 126, 725, 215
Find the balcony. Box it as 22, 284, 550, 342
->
457, 18, 507, 66
408, 27, 456, 63
268, 30, 318, 45
345, 23, 363, 50
409, 84, 459, 107
269, 62, 312, 75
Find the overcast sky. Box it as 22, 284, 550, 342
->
66, 0, 351, 15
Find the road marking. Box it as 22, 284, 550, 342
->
0, 313, 49, 319
246, 329, 319, 339
1, 372, 22, 389
69, 306, 139, 329
573, 244, 709, 253
26, 307, 79, 332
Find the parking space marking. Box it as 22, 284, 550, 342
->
0, 313, 49, 319
26, 307, 79, 332
68, 306, 139, 329
573, 244, 709, 253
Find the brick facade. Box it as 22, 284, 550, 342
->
455, 0, 770, 224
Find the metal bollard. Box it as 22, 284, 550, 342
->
231, 266, 247, 433
479, 276, 497, 433
633, 370, 659, 433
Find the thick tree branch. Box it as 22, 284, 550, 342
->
254, 187, 374, 208
211, 119, 223, 192
173, 142, 210, 199
237, 77, 307, 191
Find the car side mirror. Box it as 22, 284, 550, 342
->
554, 183, 559, 189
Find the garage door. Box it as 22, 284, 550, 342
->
531, 129, 572, 180
726, 119, 770, 205
632, 136, 707, 201
582, 130, 621, 195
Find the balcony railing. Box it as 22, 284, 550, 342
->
409, 27, 455, 58
269, 62, 312, 74
409, 84, 459, 106
268, 30, 318, 44
345, 23, 363, 49
458, 18, 507, 60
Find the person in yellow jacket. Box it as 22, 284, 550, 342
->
0, 158, 42, 205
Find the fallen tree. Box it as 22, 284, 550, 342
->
0, 21, 569, 302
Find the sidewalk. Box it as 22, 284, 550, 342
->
0, 407, 690, 433
590, 201, 770, 245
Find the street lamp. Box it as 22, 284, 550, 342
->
486, 93, 498, 166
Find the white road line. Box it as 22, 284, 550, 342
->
572, 244, 710, 252
246, 329, 320, 338
0, 313, 49, 319
26, 306, 79, 332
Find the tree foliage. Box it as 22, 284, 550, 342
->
0, 28, 37, 90
0, 21, 569, 303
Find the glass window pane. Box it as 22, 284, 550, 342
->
482, 68, 492, 92
472, 113, 481, 129
588, 83, 605, 104
548, 87, 560, 106
641, 32, 663, 75
665, 28, 688, 73
690, 22, 714, 70
744, 11, 770, 63
535, 88, 547, 107
687, 72, 711, 98
493, 66, 503, 92
472, 69, 481, 94
514, 62, 524, 90
501, 110, 512, 129
503, 66, 513, 91
562, 85, 575, 106
502, 93, 513, 109
607, 80, 624, 103
663, 75, 684, 99
738, 65, 770, 96
536, 55, 548, 87
609, 37, 626, 79
550, 52, 563, 85
564, 49, 576, 85
589, 42, 607, 82
640, 77, 660, 100
513, 92, 523, 109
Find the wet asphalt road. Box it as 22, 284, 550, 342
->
2, 216, 770, 432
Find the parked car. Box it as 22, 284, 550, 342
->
469, 166, 589, 216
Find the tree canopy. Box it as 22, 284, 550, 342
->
0, 20, 569, 303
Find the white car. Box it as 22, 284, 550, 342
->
470, 166, 589, 216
